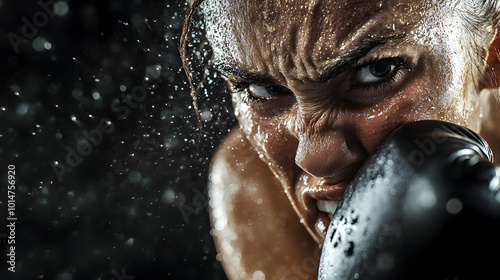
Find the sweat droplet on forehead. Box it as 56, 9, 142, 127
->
202, 0, 432, 83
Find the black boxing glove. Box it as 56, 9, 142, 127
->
318, 120, 500, 280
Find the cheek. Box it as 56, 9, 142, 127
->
233, 97, 299, 182
254, 123, 298, 173
353, 79, 471, 153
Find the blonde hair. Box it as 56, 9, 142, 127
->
457, 0, 500, 88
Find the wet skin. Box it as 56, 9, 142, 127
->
203, 0, 500, 279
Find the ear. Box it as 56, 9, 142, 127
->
478, 30, 500, 92
480, 30, 500, 101
485, 28, 500, 83
487, 32, 500, 65
479, 30, 500, 150
479, 29, 500, 134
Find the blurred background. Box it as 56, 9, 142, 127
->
0, 0, 234, 279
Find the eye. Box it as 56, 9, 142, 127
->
354, 58, 402, 85
247, 84, 291, 100
343, 57, 408, 106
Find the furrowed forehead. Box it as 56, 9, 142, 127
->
201, 0, 448, 82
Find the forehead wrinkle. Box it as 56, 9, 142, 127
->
274, 1, 393, 84
295, 0, 323, 81
276, 0, 340, 82
206, 0, 423, 85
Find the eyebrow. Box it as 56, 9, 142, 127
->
215, 34, 406, 85
215, 64, 276, 86
319, 34, 405, 82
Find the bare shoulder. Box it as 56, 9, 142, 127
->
210, 127, 263, 181
209, 128, 319, 280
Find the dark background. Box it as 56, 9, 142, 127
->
0, 0, 233, 279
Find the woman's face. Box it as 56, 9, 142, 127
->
203, 0, 490, 243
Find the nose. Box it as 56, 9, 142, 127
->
294, 123, 367, 182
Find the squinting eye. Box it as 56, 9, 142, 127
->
354, 58, 400, 84
247, 84, 290, 99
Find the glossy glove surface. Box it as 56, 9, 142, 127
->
318, 120, 500, 280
